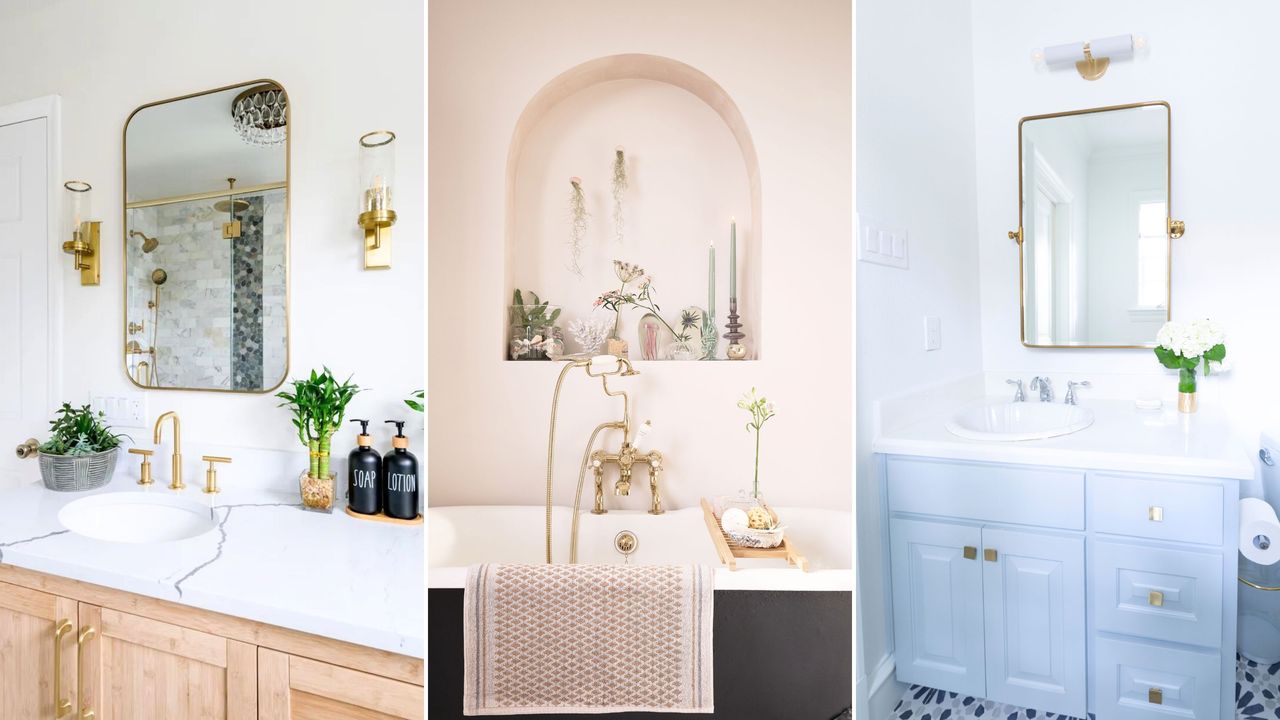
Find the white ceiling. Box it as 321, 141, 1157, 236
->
125, 84, 286, 201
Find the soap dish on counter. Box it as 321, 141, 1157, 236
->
700, 498, 807, 571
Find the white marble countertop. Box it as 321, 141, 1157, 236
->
0, 473, 423, 658
874, 397, 1254, 481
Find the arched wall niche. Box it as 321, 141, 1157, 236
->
503, 53, 762, 360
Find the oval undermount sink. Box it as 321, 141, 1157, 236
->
945, 402, 1094, 442
58, 492, 217, 543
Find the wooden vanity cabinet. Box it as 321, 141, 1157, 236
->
0, 581, 78, 719
0, 566, 423, 720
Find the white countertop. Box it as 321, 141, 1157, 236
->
0, 474, 423, 658
874, 397, 1254, 481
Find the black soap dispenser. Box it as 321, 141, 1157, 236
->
347, 419, 382, 515
383, 420, 419, 520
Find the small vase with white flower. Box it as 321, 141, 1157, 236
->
1154, 319, 1227, 413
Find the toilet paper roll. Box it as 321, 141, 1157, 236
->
1241, 497, 1280, 565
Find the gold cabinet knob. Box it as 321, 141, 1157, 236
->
1168, 219, 1185, 239
1148, 687, 1163, 705
1149, 590, 1164, 607
963, 545, 977, 560
128, 447, 154, 486
201, 455, 231, 494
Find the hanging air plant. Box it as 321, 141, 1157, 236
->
611, 146, 628, 243
568, 176, 589, 277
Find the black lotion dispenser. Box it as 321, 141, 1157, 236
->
347, 419, 382, 515
383, 420, 419, 520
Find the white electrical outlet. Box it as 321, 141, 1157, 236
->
924, 316, 942, 351
856, 216, 909, 269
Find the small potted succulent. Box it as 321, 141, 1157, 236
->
276, 368, 362, 511
37, 403, 126, 492
509, 289, 562, 360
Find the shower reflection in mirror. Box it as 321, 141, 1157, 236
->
124, 80, 289, 392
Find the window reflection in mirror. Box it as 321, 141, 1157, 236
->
1019, 103, 1169, 348
124, 81, 289, 392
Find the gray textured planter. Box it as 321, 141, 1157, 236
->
37, 447, 118, 492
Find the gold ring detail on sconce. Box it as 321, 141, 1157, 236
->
359, 130, 397, 147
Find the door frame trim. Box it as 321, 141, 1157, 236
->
0, 95, 63, 415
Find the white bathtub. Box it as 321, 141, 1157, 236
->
427, 504, 853, 591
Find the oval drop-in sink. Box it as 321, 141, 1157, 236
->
945, 402, 1094, 442
58, 492, 217, 543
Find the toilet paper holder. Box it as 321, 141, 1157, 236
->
1241, 575, 1280, 591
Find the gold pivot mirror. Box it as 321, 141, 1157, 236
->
1015, 101, 1179, 348
123, 80, 290, 391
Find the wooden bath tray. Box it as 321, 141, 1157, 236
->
700, 498, 808, 571
344, 506, 423, 525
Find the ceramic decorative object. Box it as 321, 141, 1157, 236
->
723, 298, 745, 360
1154, 318, 1227, 414
35, 403, 125, 492
39, 448, 118, 492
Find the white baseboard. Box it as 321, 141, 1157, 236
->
867, 653, 905, 719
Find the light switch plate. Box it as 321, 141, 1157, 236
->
91, 392, 148, 428
924, 316, 941, 351
857, 216, 909, 269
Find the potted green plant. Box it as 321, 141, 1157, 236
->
37, 403, 126, 492
276, 368, 362, 511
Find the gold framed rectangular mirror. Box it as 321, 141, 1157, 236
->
1013, 101, 1179, 348
123, 80, 289, 391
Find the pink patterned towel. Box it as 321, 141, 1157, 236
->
463, 563, 715, 715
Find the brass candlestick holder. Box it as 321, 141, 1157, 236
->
723, 298, 746, 360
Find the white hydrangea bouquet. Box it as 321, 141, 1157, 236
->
1154, 318, 1227, 412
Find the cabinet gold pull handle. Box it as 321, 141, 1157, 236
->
963, 545, 977, 560
53, 619, 72, 718
984, 548, 998, 562
77, 626, 96, 719
1149, 506, 1164, 522
1149, 687, 1163, 704
1149, 590, 1164, 607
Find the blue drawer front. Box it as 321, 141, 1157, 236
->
1092, 540, 1222, 648
886, 456, 1084, 530
1090, 473, 1224, 546
1094, 636, 1220, 720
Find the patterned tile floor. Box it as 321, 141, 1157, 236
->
890, 655, 1278, 720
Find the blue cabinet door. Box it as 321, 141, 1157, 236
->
981, 527, 1086, 717
890, 517, 986, 696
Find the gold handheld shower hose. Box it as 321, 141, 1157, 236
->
544, 356, 638, 563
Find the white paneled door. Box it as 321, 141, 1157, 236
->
0, 116, 51, 489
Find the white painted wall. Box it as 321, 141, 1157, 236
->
0, 0, 424, 468
855, 0, 982, 712
972, 0, 1271, 449
429, 0, 851, 513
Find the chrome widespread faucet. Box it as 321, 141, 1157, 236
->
1064, 380, 1091, 405
1006, 378, 1026, 402
153, 411, 184, 490
1030, 376, 1054, 402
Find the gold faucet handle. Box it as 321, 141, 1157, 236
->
128, 447, 154, 485
201, 456, 231, 495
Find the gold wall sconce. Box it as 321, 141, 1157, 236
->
62, 181, 100, 286
358, 130, 396, 269
1032, 34, 1147, 81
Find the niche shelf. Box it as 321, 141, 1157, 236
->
502, 54, 762, 362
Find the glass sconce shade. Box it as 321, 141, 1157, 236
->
359, 131, 396, 215
63, 181, 92, 238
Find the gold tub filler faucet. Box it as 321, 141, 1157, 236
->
544, 355, 663, 564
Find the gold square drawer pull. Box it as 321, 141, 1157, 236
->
1149, 591, 1164, 607
984, 548, 998, 562
963, 546, 977, 560
1149, 506, 1164, 522
1149, 688, 1163, 705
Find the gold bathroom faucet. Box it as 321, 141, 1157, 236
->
591, 445, 664, 515
153, 411, 183, 490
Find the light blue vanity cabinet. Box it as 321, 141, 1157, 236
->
881, 455, 1239, 720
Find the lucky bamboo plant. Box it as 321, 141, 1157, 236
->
276, 368, 362, 481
